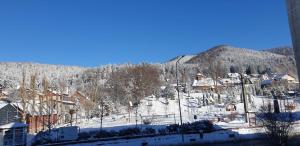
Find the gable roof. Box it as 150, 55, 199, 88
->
0, 100, 8, 109
13, 100, 58, 116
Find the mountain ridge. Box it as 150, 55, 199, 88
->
0, 45, 296, 90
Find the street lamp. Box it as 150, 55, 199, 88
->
176, 55, 185, 142
176, 55, 184, 126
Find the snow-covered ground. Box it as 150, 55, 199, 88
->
68, 92, 300, 131
36, 92, 300, 146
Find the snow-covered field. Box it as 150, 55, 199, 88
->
39, 92, 300, 146
72, 92, 288, 131
64, 92, 300, 131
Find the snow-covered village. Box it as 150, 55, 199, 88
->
2, 0, 300, 146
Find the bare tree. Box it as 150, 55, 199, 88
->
41, 77, 57, 138
107, 64, 161, 115
29, 73, 37, 116
19, 71, 28, 122
258, 105, 294, 146
83, 69, 108, 130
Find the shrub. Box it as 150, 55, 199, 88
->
94, 130, 112, 138
142, 127, 156, 135
78, 132, 91, 140
179, 120, 214, 133
119, 127, 141, 136
158, 128, 167, 135
166, 124, 179, 133
109, 130, 119, 137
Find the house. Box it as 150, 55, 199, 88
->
192, 73, 223, 92
273, 73, 298, 84
260, 73, 299, 89
13, 100, 58, 134
25, 107, 58, 134
0, 100, 21, 126
47, 91, 75, 124
13, 88, 69, 133
70, 91, 94, 122
220, 78, 234, 86
227, 73, 241, 84
0, 122, 27, 146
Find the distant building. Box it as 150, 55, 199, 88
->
12, 89, 76, 133
70, 91, 94, 122
260, 73, 299, 89
273, 73, 298, 84
220, 78, 234, 86
13, 100, 58, 134
192, 73, 222, 92
227, 73, 241, 84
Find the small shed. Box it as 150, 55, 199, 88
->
0, 122, 28, 146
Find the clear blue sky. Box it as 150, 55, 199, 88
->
0, 0, 292, 67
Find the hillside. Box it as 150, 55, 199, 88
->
263, 46, 294, 56
0, 45, 297, 90
0, 62, 86, 88
167, 55, 196, 64
184, 45, 297, 77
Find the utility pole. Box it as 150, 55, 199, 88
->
240, 74, 248, 123
176, 55, 184, 142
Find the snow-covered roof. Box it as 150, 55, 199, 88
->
13, 100, 58, 116
192, 78, 221, 87
196, 73, 204, 76
273, 73, 295, 81
220, 78, 241, 85
160, 86, 166, 90
228, 73, 239, 78
0, 122, 27, 129
0, 100, 8, 109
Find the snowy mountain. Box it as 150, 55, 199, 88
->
169, 45, 297, 78
263, 46, 294, 56
167, 55, 196, 64
0, 45, 297, 90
